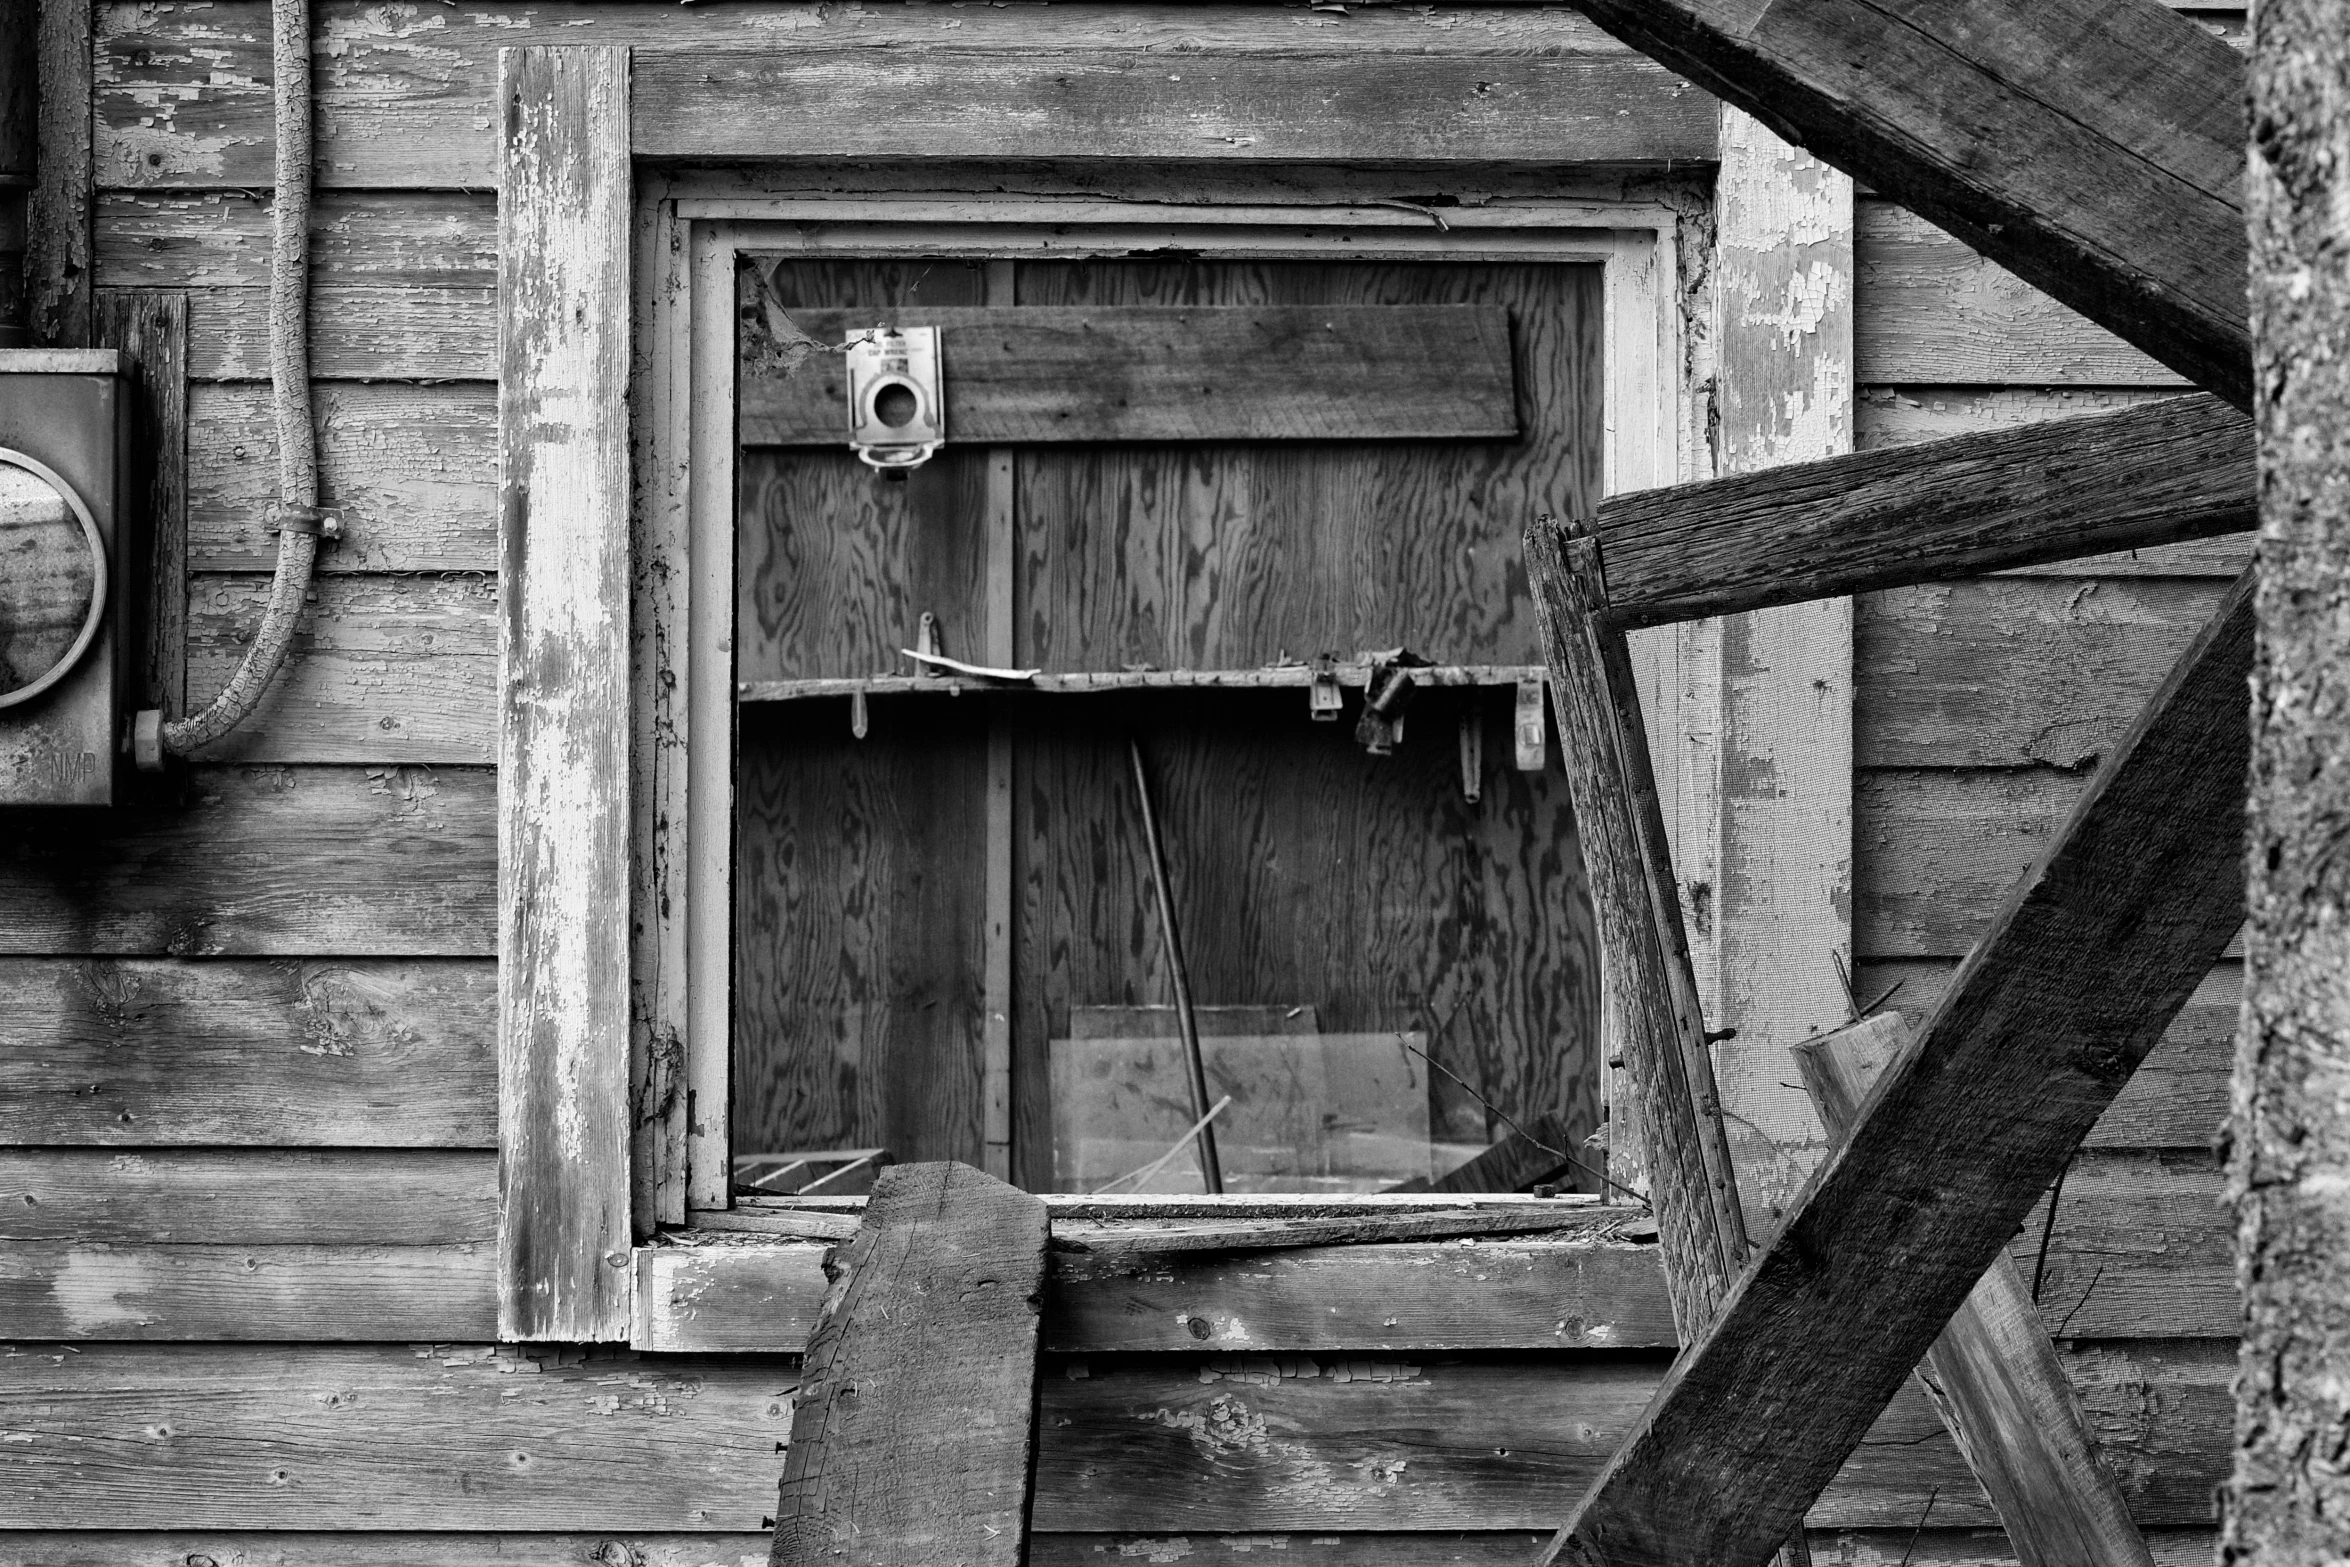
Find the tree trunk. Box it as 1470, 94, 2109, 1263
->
2228, 5, 2350, 1562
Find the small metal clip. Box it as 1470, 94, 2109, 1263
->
1514, 678, 1547, 770
1308, 656, 1343, 721
1458, 711, 1483, 804
914, 611, 943, 676
1354, 650, 1430, 756
273, 505, 343, 541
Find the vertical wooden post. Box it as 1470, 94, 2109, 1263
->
28, 0, 90, 348
1708, 109, 1856, 1228
2231, 5, 2350, 1556
497, 44, 634, 1342
1795, 1014, 2155, 1567
1528, 517, 1751, 1329
979, 260, 1016, 1182
95, 291, 187, 719
1531, 515, 1810, 1567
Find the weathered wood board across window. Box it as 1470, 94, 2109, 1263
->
730, 256, 1604, 1193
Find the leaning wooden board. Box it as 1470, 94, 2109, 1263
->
771, 1164, 1049, 1567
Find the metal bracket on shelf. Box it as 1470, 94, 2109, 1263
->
1308, 656, 1344, 721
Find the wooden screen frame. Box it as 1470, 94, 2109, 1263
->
500, 36, 1850, 1346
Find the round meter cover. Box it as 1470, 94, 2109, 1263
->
0, 454, 108, 709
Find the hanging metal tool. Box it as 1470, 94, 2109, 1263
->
1127, 736, 1224, 1194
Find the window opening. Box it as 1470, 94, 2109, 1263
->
727, 250, 1605, 1197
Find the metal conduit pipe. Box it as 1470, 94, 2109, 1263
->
137, 0, 323, 765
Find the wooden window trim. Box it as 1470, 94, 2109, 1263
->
629, 199, 1694, 1335
498, 38, 1853, 1349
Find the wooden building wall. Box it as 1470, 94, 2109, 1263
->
0, 4, 2247, 1564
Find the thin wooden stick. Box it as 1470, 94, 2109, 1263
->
1128, 735, 1223, 1194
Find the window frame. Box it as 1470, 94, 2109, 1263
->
497, 39, 1852, 1347
637, 197, 1695, 1224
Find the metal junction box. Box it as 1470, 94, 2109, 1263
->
0, 350, 136, 806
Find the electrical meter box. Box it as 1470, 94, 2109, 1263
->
0, 350, 136, 806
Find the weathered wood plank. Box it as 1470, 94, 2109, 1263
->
30, 0, 92, 345
185, 571, 495, 763
1852, 772, 2252, 963
634, 1233, 1679, 1355
1857, 961, 2236, 1151
95, 291, 189, 716
0, 956, 496, 1146
0, 1242, 495, 1339
95, 190, 497, 289
1797, 1015, 2157, 1567
0, 1149, 495, 1242
741, 305, 1517, 445
176, 285, 493, 381
1856, 202, 2188, 387
639, 50, 1714, 172
1526, 519, 1749, 1337
773, 1163, 1048, 1567
1857, 578, 2227, 770
0, 764, 495, 957
1855, 388, 2251, 579
1033, 1345, 2232, 1534
1551, 571, 2255, 1567
94, 3, 1697, 189
1591, 397, 2252, 628
631, 1242, 830, 1355
1704, 108, 1856, 1229
496, 44, 633, 1344
1558, 0, 2249, 406
0, 1344, 800, 1531
0, 1342, 2231, 1532
0, 1529, 2232, 1567
189, 381, 496, 573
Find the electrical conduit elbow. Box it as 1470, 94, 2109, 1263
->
137, 0, 324, 768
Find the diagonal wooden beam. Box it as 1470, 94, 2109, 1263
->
1596, 394, 2251, 628
1539, 564, 2255, 1567
1559, 0, 2250, 410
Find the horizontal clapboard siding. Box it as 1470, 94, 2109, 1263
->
0, 1150, 496, 1242
1857, 578, 2226, 770
0, 1146, 2233, 1340
0, 1530, 2233, 1567
0, 956, 495, 1145
186, 574, 496, 764
0, 1342, 2230, 1532
1857, 199, 2192, 386
0, 1245, 497, 1340
1859, 961, 2236, 1152
0, 766, 494, 956
96, 4, 1708, 189
188, 383, 496, 574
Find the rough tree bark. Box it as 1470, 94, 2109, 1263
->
2228, 4, 2350, 1562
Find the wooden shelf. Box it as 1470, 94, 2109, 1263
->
738, 661, 1547, 703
